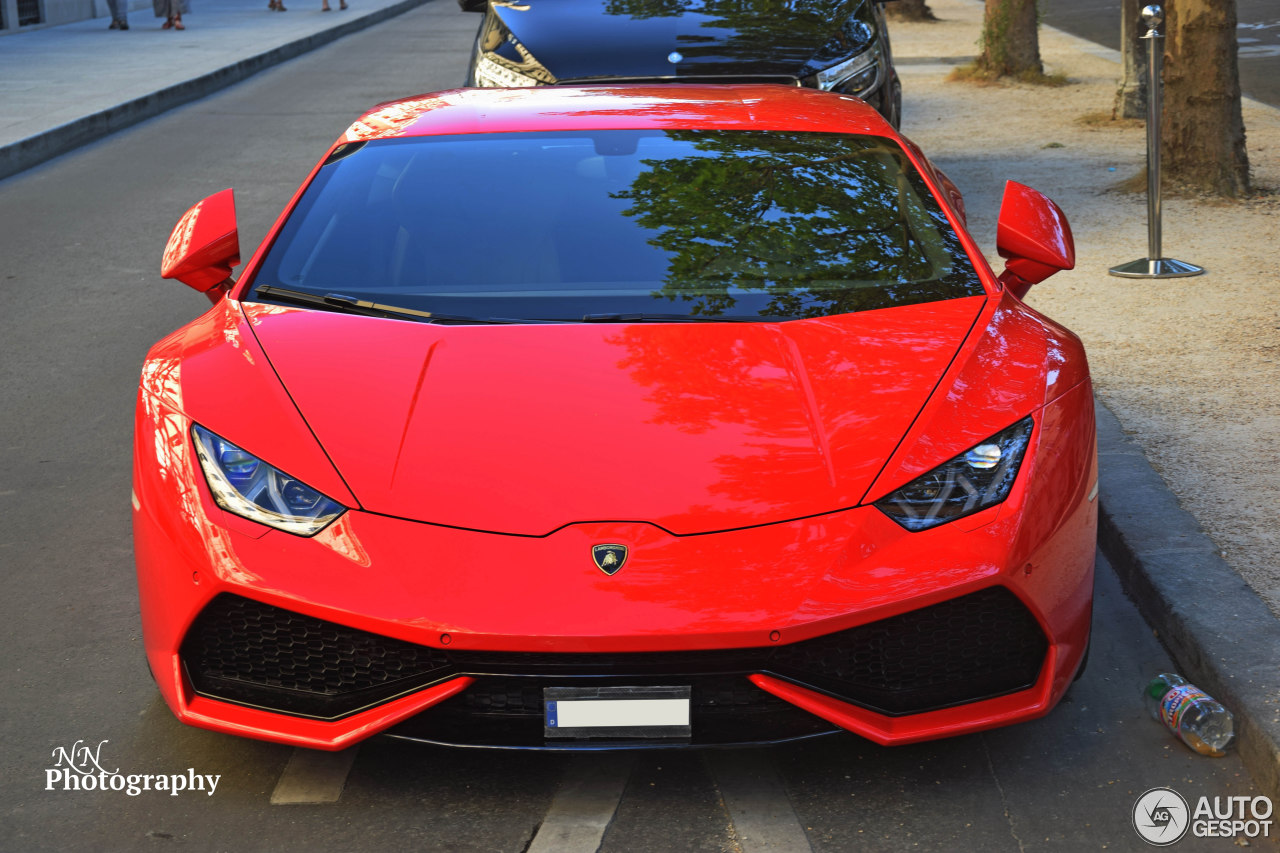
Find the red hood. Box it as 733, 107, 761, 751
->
244, 297, 984, 535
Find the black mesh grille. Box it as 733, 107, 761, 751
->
181, 586, 1046, 724
768, 586, 1048, 714
181, 595, 451, 720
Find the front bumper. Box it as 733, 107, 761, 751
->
133, 381, 1097, 750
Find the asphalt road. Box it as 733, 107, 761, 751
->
1040, 0, 1280, 108
0, 2, 1275, 851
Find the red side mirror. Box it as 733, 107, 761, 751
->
160, 188, 240, 303
995, 181, 1074, 299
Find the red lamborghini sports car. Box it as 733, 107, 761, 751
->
134, 84, 1096, 751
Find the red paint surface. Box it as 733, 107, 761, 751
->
996, 180, 1077, 297
160, 188, 241, 294
245, 297, 984, 536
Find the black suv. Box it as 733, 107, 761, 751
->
461, 0, 903, 129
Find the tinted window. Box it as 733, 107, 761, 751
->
250, 130, 982, 321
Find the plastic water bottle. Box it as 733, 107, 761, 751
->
1143, 673, 1234, 756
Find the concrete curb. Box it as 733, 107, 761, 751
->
0, 0, 427, 183
1094, 398, 1280, 798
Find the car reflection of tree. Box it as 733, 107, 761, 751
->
605, 302, 967, 510
601, 0, 868, 70
611, 130, 972, 318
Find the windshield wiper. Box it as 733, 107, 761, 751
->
254, 286, 519, 325
580, 312, 785, 323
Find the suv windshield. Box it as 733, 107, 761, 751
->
249, 129, 982, 321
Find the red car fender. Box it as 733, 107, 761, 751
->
864, 291, 1090, 505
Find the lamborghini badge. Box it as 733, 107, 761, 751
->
592, 544, 628, 575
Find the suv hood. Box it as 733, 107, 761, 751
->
245, 297, 984, 535
495, 0, 861, 82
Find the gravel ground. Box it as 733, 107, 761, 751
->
890, 0, 1280, 613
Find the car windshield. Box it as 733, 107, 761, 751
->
249, 129, 983, 321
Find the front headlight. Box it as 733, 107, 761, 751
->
874, 417, 1035, 531
191, 425, 345, 536
474, 51, 547, 87
812, 45, 881, 95
473, 16, 554, 87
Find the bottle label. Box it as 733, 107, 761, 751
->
1160, 684, 1207, 732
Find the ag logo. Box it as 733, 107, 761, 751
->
1133, 787, 1190, 846
592, 544, 628, 576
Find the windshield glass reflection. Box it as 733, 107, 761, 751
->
251, 129, 981, 322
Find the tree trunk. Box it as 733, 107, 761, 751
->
1113, 0, 1147, 119
977, 0, 1042, 77
885, 0, 936, 22
1162, 0, 1250, 196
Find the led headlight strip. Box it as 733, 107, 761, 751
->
474, 52, 545, 88
814, 45, 881, 94
191, 425, 345, 536
874, 416, 1035, 531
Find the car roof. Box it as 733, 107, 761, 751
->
337, 84, 896, 145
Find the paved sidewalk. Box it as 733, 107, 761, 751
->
2, 0, 1277, 804
0, 0, 439, 180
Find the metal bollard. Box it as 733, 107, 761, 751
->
1109, 4, 1204, 278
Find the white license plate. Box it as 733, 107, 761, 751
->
544, 686, 692, 739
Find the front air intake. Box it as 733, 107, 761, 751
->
181, 586, 1047, 723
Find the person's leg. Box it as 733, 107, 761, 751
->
106, 0, 128, 27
